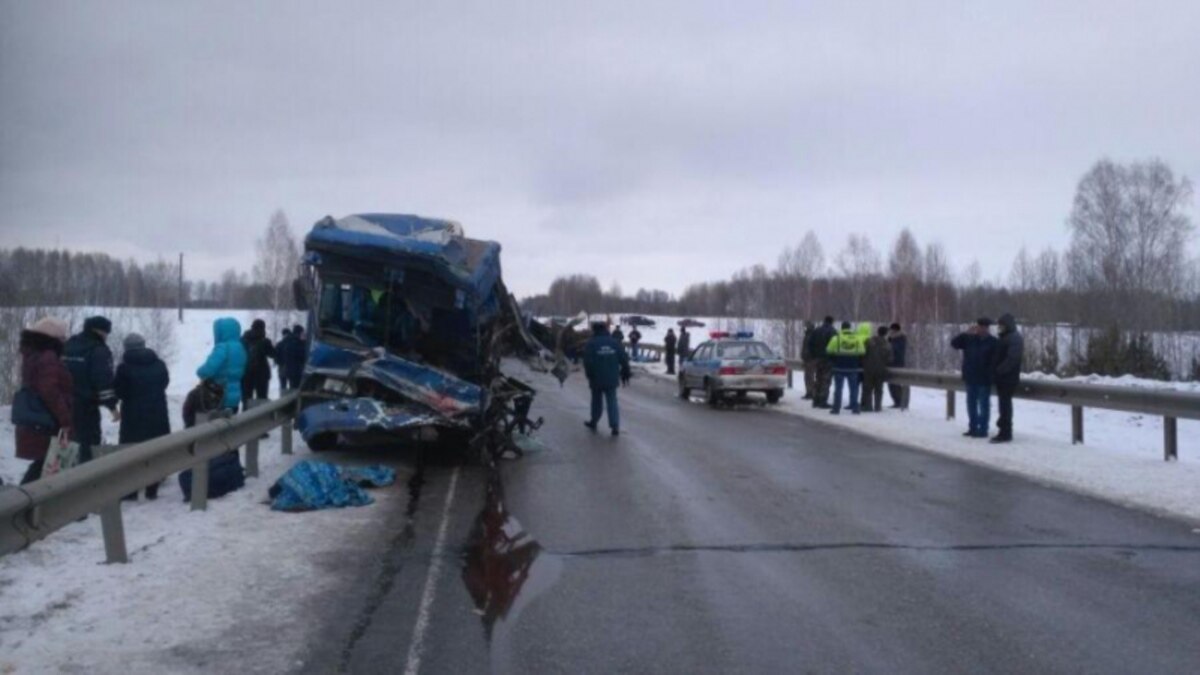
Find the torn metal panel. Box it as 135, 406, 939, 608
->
296, 398, 462, 443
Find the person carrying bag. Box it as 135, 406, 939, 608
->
12, 317, 74, 484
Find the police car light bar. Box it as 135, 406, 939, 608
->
709, 330, 755, 339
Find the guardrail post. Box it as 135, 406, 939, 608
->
99, 501, 129, 564
1071, 406, 1084, 445
281, 414, 294, 455
1164, 417, 1178, 461
244, 399, 268, 478
945, 390, 955, 420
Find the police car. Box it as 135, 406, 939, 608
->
678, 331, 788, 406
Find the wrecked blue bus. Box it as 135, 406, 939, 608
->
291, 213, 545, 459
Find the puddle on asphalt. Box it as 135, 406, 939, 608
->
461, 474, 562, 664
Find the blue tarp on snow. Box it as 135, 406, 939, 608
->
268, 461, 397, 511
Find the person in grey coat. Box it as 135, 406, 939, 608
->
990, 313, 1024, 443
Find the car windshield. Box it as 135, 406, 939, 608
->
716, 342, 772, 359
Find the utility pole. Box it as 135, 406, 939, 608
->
178, 252, 184, 323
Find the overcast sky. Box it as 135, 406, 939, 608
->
2, 0, 1198, 298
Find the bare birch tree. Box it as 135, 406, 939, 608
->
253, 209, 301, 332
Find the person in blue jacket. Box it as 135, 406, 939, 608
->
197, 317, 248, 413
950, 318, 999, 438
114, 332, 171, 499
583, 322, 630, 436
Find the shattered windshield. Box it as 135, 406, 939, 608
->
317, 281, 423, 351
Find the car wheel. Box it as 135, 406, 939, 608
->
706, 380, 720, 408
766, 389, 783, 404
678, 376, 691, 400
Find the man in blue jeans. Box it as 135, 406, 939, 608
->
583, 322, 631, 436
950, 318, 999, 438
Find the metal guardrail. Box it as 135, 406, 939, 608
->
1, 393, 299, 563
638, 343, 1199, 462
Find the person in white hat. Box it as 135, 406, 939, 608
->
14, 317, 73, 484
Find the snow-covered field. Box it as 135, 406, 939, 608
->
635, 358, 1200, 524
0, 309, 410, 674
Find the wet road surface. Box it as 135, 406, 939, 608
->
300, 370, 1200, 674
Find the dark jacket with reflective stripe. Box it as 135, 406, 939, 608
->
583, 326, 630, 390
63, 330, 117, 445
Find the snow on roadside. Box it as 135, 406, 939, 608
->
0, 308, 404, 674
635, 361, 1200, 524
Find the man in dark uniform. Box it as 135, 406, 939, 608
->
62, 315, 119, 463
583, 322, 631, 437
677, 327, 691, 367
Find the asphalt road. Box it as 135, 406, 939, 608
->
300, 368, 1200, 674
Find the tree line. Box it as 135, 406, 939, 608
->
523, 158, 1200, 379
0, 210, 302, 311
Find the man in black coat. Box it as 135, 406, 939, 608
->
275, 328, 292, 391
63, 315, 119, 463
990, 313, 1025, 443
276, 324, 308, 391
241, 318, 276, 409
677, 328, 691, 367
800, 321, 816, 400
887, 323, 908, 408
664, 328, 678, 375
114, 332, 171, 499
806, 316, 837, 408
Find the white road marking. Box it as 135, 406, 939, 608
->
403, 465, 462, 675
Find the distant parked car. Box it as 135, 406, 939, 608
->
621, 315, 657, 327
677, 318, 706, 328
678, 332, 787, 407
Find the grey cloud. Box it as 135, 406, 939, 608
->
2, 0, 1198, 296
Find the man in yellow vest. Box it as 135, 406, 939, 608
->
825, 321, 869, 415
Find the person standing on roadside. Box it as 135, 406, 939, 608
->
114, 333, 171, 500
861, 326, 892, 412
198, 317, 248, 414
664, 328, 678, 375
611, 324, 625, 346
886, 323, 908, 408
63, 315, 119, 463
275, 325, 307, 392
14, 318, 73, 484
583, 322, 630, 437
990, 313, 1024, 443
806, 316, 837, 409
951, 318, 998, 438
275, 328, 292, 391
628, 327, 642, 361
678, 327, 691, 367
825, 321, 868, 415
800, 321, 816, 400
241, 318, 275, 409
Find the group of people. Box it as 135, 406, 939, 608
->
661, 326, 692, 375
12, 314, 309, 490
801, 318, 908, 416
800, 313, 1025, 443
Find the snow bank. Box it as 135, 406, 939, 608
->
0, 309, 404, 674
